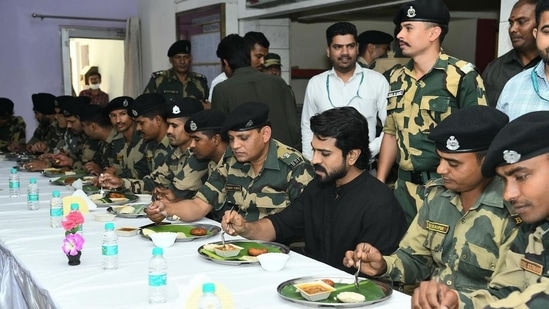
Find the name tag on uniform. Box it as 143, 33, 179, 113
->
426, 220, 449, 234
225, 184, 242, 191
520, 258, 543, 276
387, 89, 404, 98
162, 90, 179, 94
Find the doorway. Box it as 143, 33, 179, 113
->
61, 27, 125, 98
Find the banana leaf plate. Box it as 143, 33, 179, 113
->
140, 223, 221, 242
197, 240, 290, 265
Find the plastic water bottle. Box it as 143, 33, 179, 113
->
27, 178, 39, 210
101, 222, 119, 270
198, 282, 222, 309
148, 247, 167, 304
69, 203, 83, 234
50, 191, 63, 228
9, 168, 20, 197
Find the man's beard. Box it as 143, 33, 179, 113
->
314, 163, 347, 184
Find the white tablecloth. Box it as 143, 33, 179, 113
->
0, 162, 411, 308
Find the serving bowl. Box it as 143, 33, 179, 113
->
115, 227, 139, 237
257, 252, 289, 271
149, 232, 178, 248
93, 213, 116, 222
214, 244, 243, 257
294, 281, 336, 301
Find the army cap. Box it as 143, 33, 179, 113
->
185, 109, 227, 134
0, 98, 14, 116
167, 40, 191, 57
56, 96, 91, 117
105, 96, 134, 114
165, 97, 203, 119
131, 93, 166, 118
357, 30, 393, 44
221, 102, 270, 134
31, 93, 57, 115
76, 104, 103, 122
264, 53, 282, 68
429, 106, 508, 154
394, 0, 450, 26
482, 111, 549, 178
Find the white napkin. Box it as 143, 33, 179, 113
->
71, 189, 97, 210
71, 179, 83, 190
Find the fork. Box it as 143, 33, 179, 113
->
354, 243, 365, 290
99, 173, 105, 197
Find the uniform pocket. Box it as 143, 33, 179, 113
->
458, 242, 497, 281
423, 230, 446, 262
418, 96, 453, 133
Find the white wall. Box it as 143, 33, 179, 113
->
498, 0, 515, 56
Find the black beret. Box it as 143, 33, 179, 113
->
184, 109, 227, 134
264, 53, 282, 68
32, 93, 57, 115
105, 96, 134, 114
0, 98, 14, 116
165, 97, 203, 118
221, 102, 270, 134
394, 0, 450, 26
429, 106, 508, 154
130, 93, 166, 118
77, 104, 103, 122
482, 111, 549, 178
167, 40, 191, 57
57, 96, 90, 117
357, 30, 393, 44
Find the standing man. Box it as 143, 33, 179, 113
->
344, 106, 519, 295
483, 0, 539, 107
497, 0, 549, 120
412, 111, 549, 309
377, 0, 488, 225
263, 53, 282, 76
147, 102, 314, 222
0, 98, 26, 152
301, 22, 389, 165
212, 34, 301, 150
144, 40, 209, 105
222, 107, 406, 273
79, 72, 109, 106
357, 30, 394, 70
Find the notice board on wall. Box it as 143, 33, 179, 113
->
176, 4, 225, 88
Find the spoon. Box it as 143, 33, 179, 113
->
99, 173, 105, 197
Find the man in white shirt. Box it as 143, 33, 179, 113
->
301, 22, 389, 168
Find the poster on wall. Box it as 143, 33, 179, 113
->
176, 4, 225, 88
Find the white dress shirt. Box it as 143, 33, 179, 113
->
208, 72, 228, 102
301, 63, 389, 160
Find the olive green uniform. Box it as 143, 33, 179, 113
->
195, 139, 315, 221
457, 221, 549, 309
122, 135, 174, 194
0, 116, 26, 151
96, 129, 121, 169
143, 69, 209, 103
383, 178, 520, 294
111, 127, 150, 179
28, 121, 63, 151
385, 54, 488, 224
149, 146, 209, 199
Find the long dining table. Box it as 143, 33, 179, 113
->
0, 160, 411, 308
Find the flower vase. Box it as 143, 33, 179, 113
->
67, 251, 82, 266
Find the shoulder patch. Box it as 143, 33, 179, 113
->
448, 57, 477, 74
151, 70, 167, 79
424, 178, 445, 197
191, 72, 207, 80
277, 144, 304, 169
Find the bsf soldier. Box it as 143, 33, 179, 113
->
147, 102, 315, 223
376, 0, 488, 225
143, 40, 209, 105
413, 111, 549, 309
344, 106, 520, 296
0, 97, 26, 152
27, 93, 63, 153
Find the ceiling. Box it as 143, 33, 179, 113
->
251, 0, 501, 23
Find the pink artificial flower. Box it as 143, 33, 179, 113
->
61, 211, 85, 232
62, 233, 85, 256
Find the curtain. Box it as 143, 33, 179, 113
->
123, 16, 143, 98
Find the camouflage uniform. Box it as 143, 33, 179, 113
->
149, 146, 209, 199
111, 127, 150, 179
0, 116, 26, 151
383, 178, 520, 294
385, 54, 488, 224
61, 130, 83, 157
122, 135, 174, 194
28, 120, 64, 151
457, 221, 549, 309
96, 129, 122, 169
143, 69, 209, 103
195, 139, 315, 222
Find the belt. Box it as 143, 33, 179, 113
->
398, 168, 437, 185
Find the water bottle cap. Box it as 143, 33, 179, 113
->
70, 203, 79, 210
152, 247, 163, 256
52, 190, 60, 197
202, 282, 216, 293
105, 222, 115, 230
10, 168, 17, 173
29, 178, 37, 184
